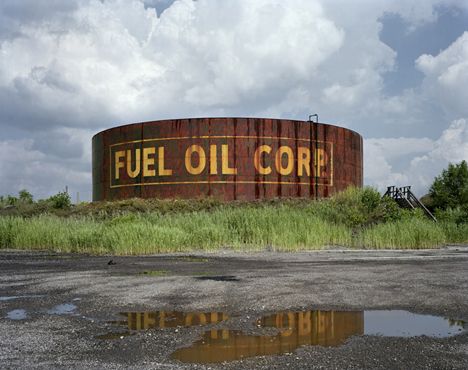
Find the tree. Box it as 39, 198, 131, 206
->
429, 160, 468, 210
18, 189, 34, 204
47, 191, 72, 209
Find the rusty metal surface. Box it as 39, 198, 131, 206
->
92, 118, 363, 201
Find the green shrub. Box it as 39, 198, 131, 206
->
18, 190, 34, 204
47, 191, 72, 210
311, 186, 402, 228
435, 207, 468, 225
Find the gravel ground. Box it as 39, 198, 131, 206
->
1, 247, 468, 369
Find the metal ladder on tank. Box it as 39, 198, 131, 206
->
383, 186, 437, 222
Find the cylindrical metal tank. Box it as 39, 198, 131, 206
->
92, 117, 363, 201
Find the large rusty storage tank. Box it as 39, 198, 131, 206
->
92, 118, 363, 201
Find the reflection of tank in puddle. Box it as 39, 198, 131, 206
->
114, 311, 229, 330
260, 310, 364, 346
172, 310, 364, 363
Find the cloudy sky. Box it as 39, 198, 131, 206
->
1, 0, 468, 201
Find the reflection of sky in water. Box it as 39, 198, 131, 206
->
7, 309, 27, 320
47, 303, 77, 315
0, 296, 20, 302
364, 310, 462, 338
0, 295, 43, 301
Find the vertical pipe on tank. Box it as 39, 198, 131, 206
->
254, 118, 260, 199
233, 118, 238, 200
276, 120, 282, 198
309, 118, 313, 199
294, 120, 300, 197
308, 114, 319, 200
315, 122, 319, 200
323, 124, 329, 198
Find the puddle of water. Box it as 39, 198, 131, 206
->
111, 311, 229, 331
97, 310, 229, 341
195, 275, 239, 282
0, 296, 21, 302
364, 310, 464, 337
47, 303, 77, 315
0, 295, 43, 302
97, 308, 466, 363
6, 309, 27, 320
171, 310, 467, 364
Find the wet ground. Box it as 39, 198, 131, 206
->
1, 247, 468, 369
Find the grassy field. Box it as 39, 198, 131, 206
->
0, 187, 467, 254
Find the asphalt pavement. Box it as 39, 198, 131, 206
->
1, 247, 468, 369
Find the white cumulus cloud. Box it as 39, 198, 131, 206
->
0, 0, 467, 199
365, 119, 468, 195
417, 31, 468, 118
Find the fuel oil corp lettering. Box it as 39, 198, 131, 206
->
109, 136, 333, 188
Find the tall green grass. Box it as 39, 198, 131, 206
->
0, 208, 351, 254
439, 222, 468, 244
354, 218, 447, 249
1, 187, 467, 254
